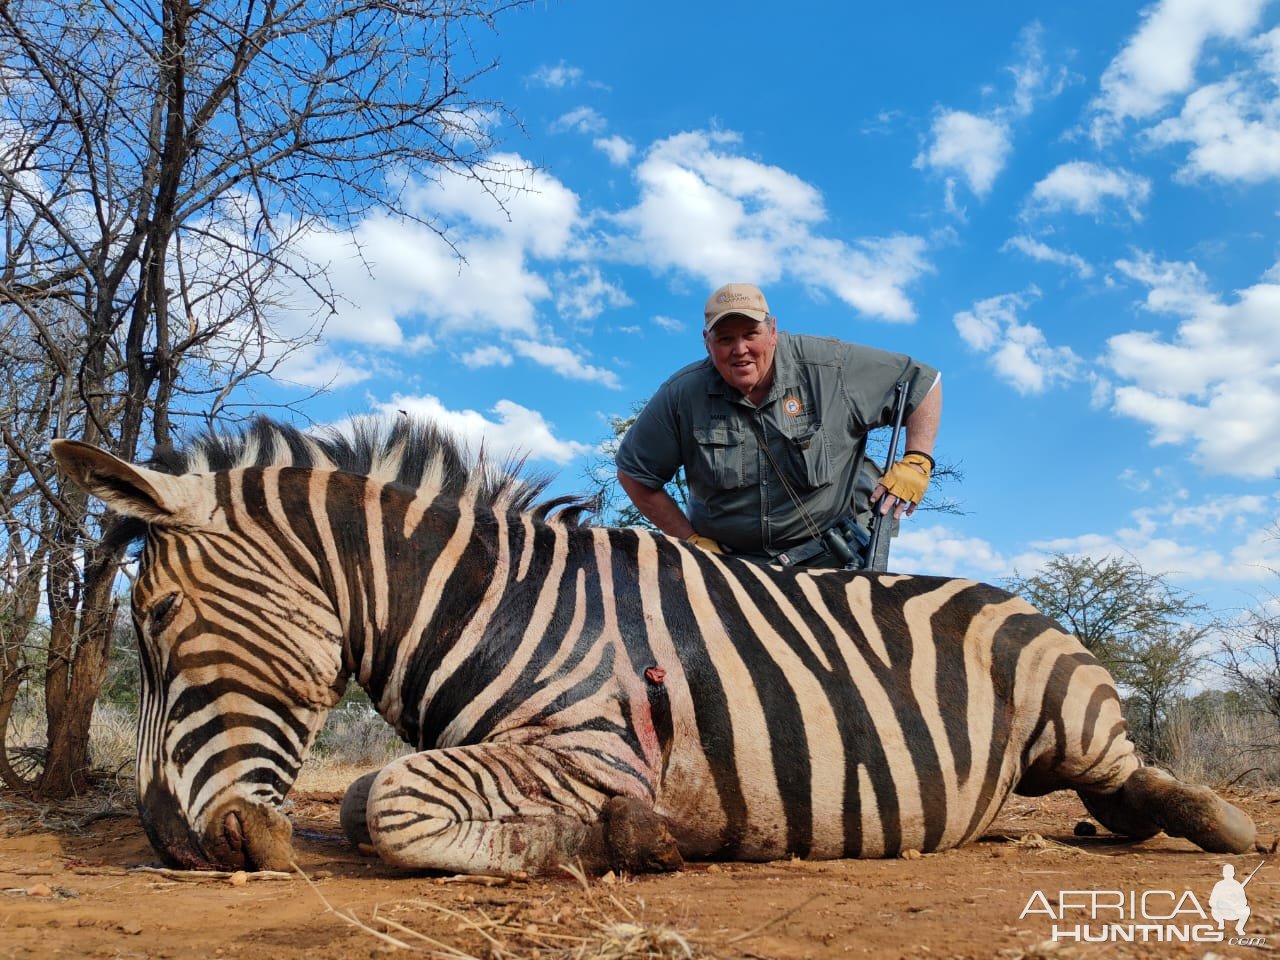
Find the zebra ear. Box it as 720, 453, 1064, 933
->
51, 440, 193, 525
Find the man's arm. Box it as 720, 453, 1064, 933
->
617, 469, 696, 540
904, 376, 941, 458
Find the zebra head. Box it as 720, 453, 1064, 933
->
52, 440, 346, 872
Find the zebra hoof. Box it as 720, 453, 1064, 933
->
340, 771, 378, 848
600, 797, 683, 873
1125, 767, 1257, 854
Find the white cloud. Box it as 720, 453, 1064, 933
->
529, 61, 584, 89
553, 264, 632, 322
653, 314, 685, 333
271, 343, 372, 390
511, 340, 621, 389
372, 394, 591, 465
406, 154, 579, 259
915, 110, 1012, 197
891, 523, 1011, 580
593, 135, 635, 166
1019, 503, 1280, 586
282, 155, 582, 348
1008, 22, 1067, 118
1149, 74, 1280, 183
1025, 161, 1151, 220
1002, 234, 1095, 278
1105, 253, 1280, 478
1089, 0, 1268, 140
460, 346, 513, 368
794, 235, 930, 323
553, 106, 608, 135
953, 290, 1082, 395
608, 129, 930, 322
914, 24, 1068, 203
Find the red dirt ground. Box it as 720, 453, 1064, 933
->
1, 788, 1277, 959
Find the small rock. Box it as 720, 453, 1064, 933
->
227, 871, 248, 887
600, 870, 617, 885
25, 883, 52, 898
118, 920, 143, 936
899, 848, 922, 860
706, 863, 723, 873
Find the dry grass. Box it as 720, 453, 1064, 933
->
294, 760, 381, 795
0, 777, 134, 837
312, 703, 408, 768
294, 859, 800, 959
1162, 705, 1280, 787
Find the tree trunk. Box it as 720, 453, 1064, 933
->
36, 549, 122, 797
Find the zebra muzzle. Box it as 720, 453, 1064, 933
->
202, 801, 295, 872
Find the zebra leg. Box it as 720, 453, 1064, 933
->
1081, 767, 1255, 854
360, 743, 677, 875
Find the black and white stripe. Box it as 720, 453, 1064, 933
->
53, 416, 1255, 873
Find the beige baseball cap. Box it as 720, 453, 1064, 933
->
703, 283, 770, 332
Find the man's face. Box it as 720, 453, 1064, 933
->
705, 314, 778, 400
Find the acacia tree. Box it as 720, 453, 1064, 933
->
0, 0, 531, 797
1122, 624, 1205, 758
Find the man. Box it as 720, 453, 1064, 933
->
615, 282, 941, 569
1209, 863, 1252, 936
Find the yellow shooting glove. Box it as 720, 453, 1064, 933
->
685, 533, 725, 554
880, 450, 934, 505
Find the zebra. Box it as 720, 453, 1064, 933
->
51, 417, 1256, 875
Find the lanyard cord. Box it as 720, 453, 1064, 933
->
745, 413, 826, 547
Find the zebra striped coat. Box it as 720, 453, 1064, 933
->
52, 418, 1255, 874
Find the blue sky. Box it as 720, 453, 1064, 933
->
254, 0, 1280, 618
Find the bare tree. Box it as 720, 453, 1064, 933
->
1215, 601, 1280, 728
584, 406, 689, 530
0, 0, 532, 797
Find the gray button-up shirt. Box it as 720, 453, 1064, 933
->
616, 332, 938, 558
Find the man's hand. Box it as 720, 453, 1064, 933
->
872, 450, 933, 519
685, 533, 725, 554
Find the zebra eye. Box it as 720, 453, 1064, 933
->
149, 593, 181, 631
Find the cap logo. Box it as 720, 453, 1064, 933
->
717, 291, 755, 305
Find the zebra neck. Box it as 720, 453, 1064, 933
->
330, 482, 504, 742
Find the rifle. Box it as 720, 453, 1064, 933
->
1242, 860, 1265, 887
862, 376, 912, 572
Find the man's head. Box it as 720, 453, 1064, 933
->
703, 283, 778, 402
703, 283, 770, 332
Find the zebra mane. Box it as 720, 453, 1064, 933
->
148, 415, 597, 525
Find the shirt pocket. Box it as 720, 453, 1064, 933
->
692, 425, 746, 489
781, 421, 831, 492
